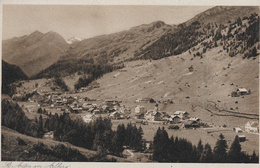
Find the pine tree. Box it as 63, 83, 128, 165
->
93, 132, 104, 151
124, 122, 132, 146
111, 124, 125, 156
200, 143, 213, 163
153, 127, 170, 162
35, 116, 38, 123
228, 135, 242, 163
103, 130, 114, 153
197, 139, 204, 160
37, 115, 44, 138
37, 107, 42, 114
213, 133, 228, 163
250, 151, 259, 163
251, 46, 257, 57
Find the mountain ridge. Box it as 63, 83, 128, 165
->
2, 30, 69, 77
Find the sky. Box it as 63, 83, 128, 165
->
2, 5, 213, 40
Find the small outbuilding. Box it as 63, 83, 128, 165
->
238, 135, 246, 142
233, 127, 243, 133
236, 88, 249, 95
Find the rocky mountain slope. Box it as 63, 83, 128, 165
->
2, 31, 69, 77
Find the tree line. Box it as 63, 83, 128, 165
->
152, 127, 259, 163
41, 113, 144, 157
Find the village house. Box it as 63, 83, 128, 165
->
93, 109, 102, 114
80, 87, 88, 92
109, 111, 124, 120
233, 127, 243, 133
161, 112, 170, 118
169, 115, 181, 124
82, 103, 93, 110
43, 131, 54, 139
182, 120, 199, 128
135, 98, 142, 103
71, 107, 82, 113
135, 112, 145, 119
236, 88, 249, 95
135, 105, 146, 113
88, 107, 95, 113
55, 100, 63, 106
189, 117, 201, 122
140, 97, 151, 103
153, 111, 162, 121
145, 111, 162, 121
174, 111, 190, 120
245, 121, 259, 133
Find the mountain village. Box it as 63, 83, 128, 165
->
2, 5, 259, 163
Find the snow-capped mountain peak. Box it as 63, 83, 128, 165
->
66, 37, 82, 44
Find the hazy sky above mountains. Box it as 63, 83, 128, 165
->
3, 5, 212, 40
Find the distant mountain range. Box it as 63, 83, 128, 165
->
2, 31, 69, 77
2, 6, 259, 80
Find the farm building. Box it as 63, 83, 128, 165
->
153, 112, 162, 121
145, 111, 162, 121
174, 111, 190, 120
93, 109, 101, 114
82, 103, 93, 110
161, 112, 170, 118
88, 107, 95, 113
245, 121, 259, 133
189, 117, 201, 122
109, 111, 124, 120
233, 127, 243, 133
135, 112, 145, 119
236, 88, 249, 95
71, 107, 82, 113
238, 135, 246, 142
169, 115, 181, 124
136, 97, 151, 103
43, 131, 54, 139
182, 120, 199, 128
135, 105, 146, 113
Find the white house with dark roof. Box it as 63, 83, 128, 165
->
236, 88, 249, 95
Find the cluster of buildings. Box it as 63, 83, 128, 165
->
134, 104, 201, 128
82, 100, 131, 123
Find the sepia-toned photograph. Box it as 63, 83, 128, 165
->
1, 0, 259, 166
